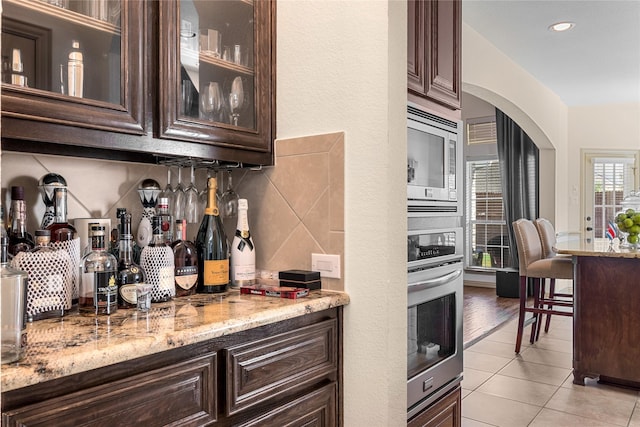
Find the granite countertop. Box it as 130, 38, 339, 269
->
555, 237, 640, 259
1, 289, 350, 393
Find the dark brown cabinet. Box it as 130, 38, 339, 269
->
407, 386, 461, 427
1, 308, 341, 427
1, 0, 275, 166
408, 0, 461, 119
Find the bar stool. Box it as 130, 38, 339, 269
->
534, 218, 573, 338
512, 218, 573, 353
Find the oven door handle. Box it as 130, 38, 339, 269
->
408, 269, 462, 291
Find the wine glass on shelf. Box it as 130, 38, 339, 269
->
200, 82, 223, 122
184, 164, 200, 224
229, 76, 244, 126
173, 166, 186, 221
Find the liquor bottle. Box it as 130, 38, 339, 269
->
156, 197, 174, 244
37, 173, 67, 229
196, 177, 229, 293
47, 188, 77, 242
140, 216, 175, 302
117, 213, 146, 309
0, 233, 28, 364
68, 40, 83, 97
109, 207, 128, 260
230, 198, 255, 289
79, 225, 118, 315
17, 229, 73, 321
8, 186, 34, 257
171, 219, 198, 297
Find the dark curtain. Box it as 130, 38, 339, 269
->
496, 108, 539, 269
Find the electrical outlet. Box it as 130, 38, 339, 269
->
311, 253, 341, 279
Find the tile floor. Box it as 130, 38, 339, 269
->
462, 314, 640, 426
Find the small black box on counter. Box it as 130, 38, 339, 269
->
278, 270, 322, 290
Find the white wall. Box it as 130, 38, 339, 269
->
277, 1, 407, 425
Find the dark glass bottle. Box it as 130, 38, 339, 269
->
46, 188, 77, 242
117, 213, 146, 309
196, 177, 229, 293
8, 186, 34, 256
79, 225, 118, 315
171, 219, 198, 297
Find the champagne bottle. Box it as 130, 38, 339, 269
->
117, 213, 146, 309
171, 219, 198, 297
196, 177, 229, 293
230, 198, 255, 289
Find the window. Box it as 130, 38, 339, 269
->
466, 159, 511, 269
592, 157, 636, 237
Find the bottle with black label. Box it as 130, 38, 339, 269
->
171, 219, 198, 297
116, 213, 146, 309
79, 225, 118, 315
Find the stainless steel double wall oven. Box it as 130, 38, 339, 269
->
407, 104, 464, 419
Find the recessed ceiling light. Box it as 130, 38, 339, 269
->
549, 22, 575, 32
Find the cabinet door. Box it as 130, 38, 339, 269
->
408, 0, 461, 111
158, 0, 275, 166
1, 0, 145, 139
2, 353, 217, 427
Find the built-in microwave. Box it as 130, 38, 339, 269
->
407, 103, 462, 216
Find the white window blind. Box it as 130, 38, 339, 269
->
465, 159, 511, 269
592, 157, 636, 238
466, 118, 497, 145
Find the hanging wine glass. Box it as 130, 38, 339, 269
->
173, 166, 185, 221
184, 164, 200, 224
220, 169, 239, 239
159, 166, 175, 213
199, 168, 211, 216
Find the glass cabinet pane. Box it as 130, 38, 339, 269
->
1, 0, 122, 104
179, 0, 256, 131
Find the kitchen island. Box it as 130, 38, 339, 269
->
1, 289, 349, 425
555, 238, 640, 388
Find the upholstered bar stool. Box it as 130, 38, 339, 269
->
534, 218, 573, 337
512, 219, 574, 353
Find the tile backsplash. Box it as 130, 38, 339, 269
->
1, 132, 344, 291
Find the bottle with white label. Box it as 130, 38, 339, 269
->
140, 216, 175, 302
230, 198, 255, 289
116, 213, 145, 309
67, 40, 83, 97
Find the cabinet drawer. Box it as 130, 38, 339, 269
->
237, 382, 337, 427
226, 317, 338, 415
2, 353, 217, 427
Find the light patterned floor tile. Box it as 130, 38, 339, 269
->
545, 385, 636, 426
462, 368, 493, 391
517, 346, 573, 369
476, 374, 558, 407
529, 408, 614, 426
464, 351, 513, 374
630, 403, 640, 427
529, 335, 573, 354
466, 339, 519, 359
462, 416, 496, 427
498, 359, 572, 386
462, 390, 542, 427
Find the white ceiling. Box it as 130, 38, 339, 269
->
462, 0, 640, 106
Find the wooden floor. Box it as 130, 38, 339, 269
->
463, 285, 521, 348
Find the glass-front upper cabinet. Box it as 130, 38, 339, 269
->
158, 0, 275, 165
1, 0, 144, 139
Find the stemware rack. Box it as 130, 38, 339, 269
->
155, 156, 263, 172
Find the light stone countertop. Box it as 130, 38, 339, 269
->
555, 237, 640, 259
1, 289, 350, 393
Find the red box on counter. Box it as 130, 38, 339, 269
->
240, 284, 309, 299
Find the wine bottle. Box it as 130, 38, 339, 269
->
79, 225, 118, 315
117, 213, 146, 309
8, 186, 34, 257
140, 216, 175, 302
196, 177, 229, 293
171, 219, 198, 297
47, 188, 77, 242
230, 198, 255, 289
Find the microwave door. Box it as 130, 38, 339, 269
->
407, 124, 450, 202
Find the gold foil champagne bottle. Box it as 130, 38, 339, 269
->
196, 177, 229, 293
